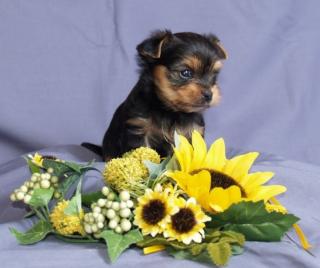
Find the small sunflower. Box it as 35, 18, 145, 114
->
164, 197, 210, 245
123, 147, 161, 164
134, 188, 178, 237
50, 200, 84, 235
103, 157, 148, 197
167, 131, 286, 213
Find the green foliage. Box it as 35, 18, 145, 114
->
29, 188, 54, 208
42, 159, 72, 176
64, 178, 82, 216
82, 191, 105, 207
207, 201, 299, 241
10, 220, 52, 245
99, 229, 143, 263
25, 158, 41, 174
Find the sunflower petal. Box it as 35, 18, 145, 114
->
176, 135, 193, 172
243, 172, 275, 194
209, 186, 242, 212
190, 131, 207, 171
249, 185, 287, 201
223, 152, 259, 182
203, 138, 226, 170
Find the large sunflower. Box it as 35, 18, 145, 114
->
166, 131, 286, 213
164, 197, 210, 245
134, 188, 178, 237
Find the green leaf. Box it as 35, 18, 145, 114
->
63, 161, 82, 174
231, 245, 244, 255
99, 229, 143, 263
26, 159, 41, 174
64, 178, 82, 216
82, 191, 105, 207
207, 201, 299, 242
42, 159, 71, 176
136, 235, 191, 250
10, 220, 52, 245
207, 242, 232, 266
58, 173, 80, 198
167, 246, 212, 265
190, 243, 208, 255
144, 157, 171, 180
24, 210, 36, 218
29, 188, 54, 208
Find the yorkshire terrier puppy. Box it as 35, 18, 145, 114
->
83, 30, 227, 160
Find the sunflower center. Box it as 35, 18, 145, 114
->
142, 199, 166, 225
171, 208, 196, 234
191, 169, 247, 197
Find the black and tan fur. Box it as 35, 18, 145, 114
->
83, 30, 227, 160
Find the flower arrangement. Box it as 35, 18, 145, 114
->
9, 131, 311, 266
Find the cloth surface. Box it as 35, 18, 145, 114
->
0, 146, 319, 267
1, 0, 320, 165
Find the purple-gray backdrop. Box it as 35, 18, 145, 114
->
0, 1, 319, 267
1, 0, 320, 165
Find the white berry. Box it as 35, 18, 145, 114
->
10, 193, 17, 202
119, 208, 131, 218
120, 219, 132, 232
51, 176, 58, 183
40, 180, 50, 189
93, 207, 101, 214
115, 226, 123, 234
126, 200, 134, 208
97, 222, 104, 229
16, 192, 25, 200
97, 198, 106, 207
119, 191, 130, 201
108, 220, 118, 229
84, 224, 92, 234
102, 186, 110, 196
107, 192, 116, 201
106, 209, 116, 219
47, 168, 54, 174
24, 194, 32, 204
111, 202, 120, 211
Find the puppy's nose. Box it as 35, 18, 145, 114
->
202, 90, 213, 102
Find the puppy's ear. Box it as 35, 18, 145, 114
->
137, 30, 172, 59
206, 34, 228, 60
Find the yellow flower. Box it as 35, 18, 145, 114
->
123, 147, 161, 164
103, 157, 148, 197
50, 200, 84, 235
265, 203, 287, 214
167, 131, 286, 213
29, 152, 44, 167
134, 188, 178, 237
164, 197, 211, 245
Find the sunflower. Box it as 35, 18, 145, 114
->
164, 197, 210, 245
134, 188, 178, 237
50, 200, 85, 235
166, 131, 286, 213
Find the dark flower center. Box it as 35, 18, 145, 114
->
191, 169, 247, 197
142, 199, 166, 225
171, 208, 196, 233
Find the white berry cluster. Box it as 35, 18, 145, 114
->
83, 186, 134, 236
10, 168, 61, 204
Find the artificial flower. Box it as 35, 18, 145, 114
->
134, 188, 178, 237
164, 197, 210, 245
50, 200, 84, 235
123, 147, 161, 164
167, 131, 286, 213
28, 152, 44, 167
103, 157, 148, 197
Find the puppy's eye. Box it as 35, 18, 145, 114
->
180, 69, 193, 79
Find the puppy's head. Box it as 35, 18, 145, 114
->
137, 30, 227, 113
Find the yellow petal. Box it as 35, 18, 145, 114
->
223, 152, 259, 182
243, 172, 275, 194
190, 131, 207, 171
176, 135, 193, 172
186, 170, 211, 200
203, 138, 226, 170
166, 171, 189, 192
249, 185, 287, 201
209, 186, 242, 212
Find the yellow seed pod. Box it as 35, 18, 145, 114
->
122, 147, 161, 164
